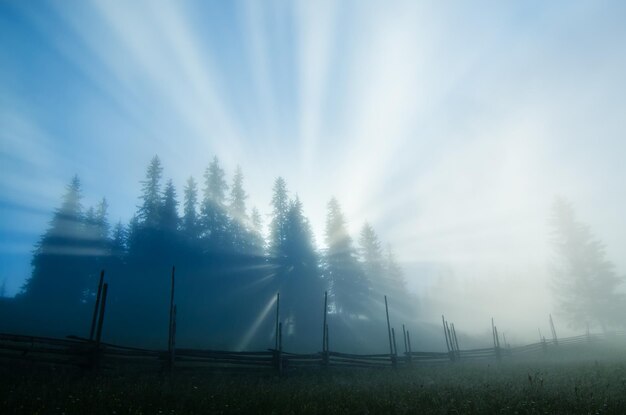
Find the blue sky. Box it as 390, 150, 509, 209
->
1, 0, 626, 334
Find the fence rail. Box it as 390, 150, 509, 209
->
2, 330, 625, 374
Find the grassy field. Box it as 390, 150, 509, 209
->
2, 355, 626, 414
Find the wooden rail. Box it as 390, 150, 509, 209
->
1, 330, 624, 374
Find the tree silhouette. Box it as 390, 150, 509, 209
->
249, 207, 265, 256
267, 195, 323, 348
550, 198, 624, 330
200, 157, 231, 253
269, 177, 289, 258
324, 198, 370, 317
161, 179, 179, 233
228, 166, 251, 254
359, 223, 384, 285
182, 176, 200, 241
11, 156, 410, 351
20, 176, 92, 326
138, 155, 163, 228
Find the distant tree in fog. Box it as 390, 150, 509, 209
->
359, 223, 415, 319
249, 207, 265, 256
228, 166, 251, 254
182, 177, 200, 241
359, 223, 384, 282
324, 198, 370, 317
550, 198, 624, 331
20, 176, 92, 316
269, 177, 289, 258
161, 179, 179, 233
138, 155, 164, 227
200, 157, 231, 252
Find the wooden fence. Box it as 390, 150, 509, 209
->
2, 268, 624, 374
1, 329, 625, 374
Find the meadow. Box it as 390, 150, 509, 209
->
2, 353, 626, 415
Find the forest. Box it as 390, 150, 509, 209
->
0, 156, 416, 352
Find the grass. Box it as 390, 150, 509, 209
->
2, 356, 626, 414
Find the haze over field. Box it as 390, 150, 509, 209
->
1, 0, 626, 344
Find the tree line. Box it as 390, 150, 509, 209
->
10, 156, 416, 351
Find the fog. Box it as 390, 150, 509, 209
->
1, 0, 626, 351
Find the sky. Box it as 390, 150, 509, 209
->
1, 0, 626, 337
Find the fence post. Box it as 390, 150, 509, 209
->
322, 291, 328, 366
391, 327, 398, 368
167, 266, 176, 372
492, 318, 501, 363
451, 323, 460, 360
89, 270, 105, 341
278, 322, 284, 375
92, 283, 108, 371
445, 319, 455, 362
442, 315, 451, 358
494, 325, 502, 362
402, 324, 408, 364
384, 296, 393, 353
169, 305, 177, 370
325, 324, 329, 355
406, 330, 413, 364
275, 293, 280, 350
402, 324, 407, 353
549, 314, 559, 345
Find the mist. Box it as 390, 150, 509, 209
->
2, 0, 626, 354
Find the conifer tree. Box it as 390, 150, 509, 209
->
279, 196, 323, 344
269, 177, 289, 258
110, 221, 126, 258
284, 197, 317, 267
229, 166, 247, 222
182, 176, 199, 240
228, 166, 250, 253
21, 176, 90, 314
249, 206, 266, 256
83, 198, 111, 298
201, 157, 231, 252
550, 198, 624, 330
161, 179, 179, 233
324, 198, 369, 317
138, 155, 163, 228
359, 222, 384, 281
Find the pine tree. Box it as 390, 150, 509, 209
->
284, 197, 317, 267
182, 176, 199, 240
278, 196, 323, 345
200, 157, 231, 252
550, 198, 624, 330
228, 166, 250, 253
161, 179, 179, 233
269, 177, 289, 258
83, 198, 111, 299
110, 221, 126, 258
204, 157, 228, 203
359, 222, 384, 281
324, 198, 369, 317
126, 214, 140, 254
21, 176, 90, 316
249, 206, 265, 256
229, 166, 247, 222
138, 155, 163, 228
384, 246, 406, 292
95, 198, 110, 241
